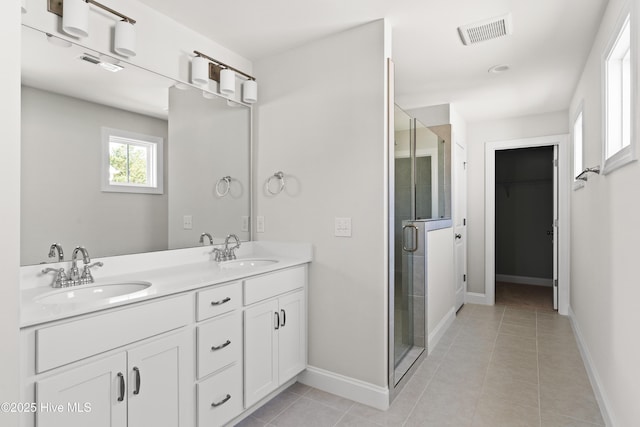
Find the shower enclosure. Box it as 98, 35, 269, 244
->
389, 105, 447, 394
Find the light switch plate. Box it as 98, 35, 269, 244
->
183, 215, 193, 230
241, 216, 249, 232
334, 217, 352, 237
257, 216, 265, 233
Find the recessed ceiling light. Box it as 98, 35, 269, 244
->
488, 64, 510, 74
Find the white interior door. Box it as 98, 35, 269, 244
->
553, 145, 559, 310
454, 142, 467, 311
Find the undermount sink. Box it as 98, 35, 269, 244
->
219, 259, 278, 269
35, 281, 152, 305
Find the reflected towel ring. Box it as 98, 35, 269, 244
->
215, 176, 232, 197
266, 171, 285, 195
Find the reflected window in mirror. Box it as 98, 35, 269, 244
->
101, 127, 164, 194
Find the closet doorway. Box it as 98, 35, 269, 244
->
494, 146, 554, 310
484, 134, 570, 315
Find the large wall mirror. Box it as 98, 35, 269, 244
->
21, 25, 251, 266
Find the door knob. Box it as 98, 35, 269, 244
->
455, 234, 462, 239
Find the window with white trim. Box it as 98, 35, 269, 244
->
573, 108, 584, 187
101, 127, 164, 194
603, 8, 634, 173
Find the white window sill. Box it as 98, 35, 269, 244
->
602, 145, 636, 175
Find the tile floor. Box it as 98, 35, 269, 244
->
235, 304, 605, 427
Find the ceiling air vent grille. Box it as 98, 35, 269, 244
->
458, 14, 513, 45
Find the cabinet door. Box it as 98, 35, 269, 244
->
244, 299, 279, 408
127, 331, 191, 427
36, 352, 127, 427
278, 290, 306, 383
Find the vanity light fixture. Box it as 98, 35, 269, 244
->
48, 0, 137, 57
191, 50, 258, 103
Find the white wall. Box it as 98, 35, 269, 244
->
568, 0, 640, 424
466, 112, 569, 294
0, 1, 21, 424
254, 21, 390, 388
426, 227, 455, 337
21, 87, 168, 264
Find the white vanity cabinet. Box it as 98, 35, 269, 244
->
22, 294, 194, 427
37, 331, 190, 427
243, 266, 307, 408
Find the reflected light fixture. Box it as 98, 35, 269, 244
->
48, 0, 137, 57
191, 50, 258, 104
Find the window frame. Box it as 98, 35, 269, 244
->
101, 127, 164, 194
602, 3, 636, 175
572, 103, 585, 190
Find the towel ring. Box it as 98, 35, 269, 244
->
215, 176, 232, 197
266, 171, 285, 195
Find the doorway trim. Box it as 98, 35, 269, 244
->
484, 134, 570, 315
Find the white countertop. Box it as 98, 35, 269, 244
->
20, 241, 312, 328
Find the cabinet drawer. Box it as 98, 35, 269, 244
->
197, 311, 242, 379
244, 266, 306, 305
197, 282, 241, 321
197, 363, 243, 427
36, 294, 191, 373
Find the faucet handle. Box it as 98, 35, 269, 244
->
41, 267, 69, 288
81, 262, 103, 284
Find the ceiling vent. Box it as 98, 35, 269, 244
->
458, 13, 513, 45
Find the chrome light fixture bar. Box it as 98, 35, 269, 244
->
192, 50, 258, 103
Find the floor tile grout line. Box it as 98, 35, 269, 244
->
467, 306, 505, 426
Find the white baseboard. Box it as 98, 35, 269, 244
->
568, 307, 615, 427
297, 366, 389, 410
465, 292, 489, 305
428, 307, 455, 354
496, 274, 553, 287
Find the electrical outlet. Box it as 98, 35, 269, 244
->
241, 216, 249, 232
334, 217, 352, 237
257, 216, 265, 233
183, 215, 192, 230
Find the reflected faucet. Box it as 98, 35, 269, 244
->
199, 232, 214, 246
48, 243, 64, 262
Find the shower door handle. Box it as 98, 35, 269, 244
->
402, 225, 419, 252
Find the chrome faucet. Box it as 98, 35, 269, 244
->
70, 246, 91, 282
199, 232, 214, 245
42, 246, 103, 287
48, 243, 64, 262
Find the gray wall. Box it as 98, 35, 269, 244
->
167, 87, 250, 248
254, 20, 390, 388
21, 87, 168, 264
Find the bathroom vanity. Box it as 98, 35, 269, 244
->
19, 242, 311, 427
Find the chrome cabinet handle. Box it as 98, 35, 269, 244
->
280, 309, 286, 327
455, 233, 462, 239
133, 367, 141, 395
211, 340, 231, 351
211, 297, 231, 306
274, 311, 280, 330
402, 225, 419, 252
117, 372, 125, 402
211, 394, 231, 407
